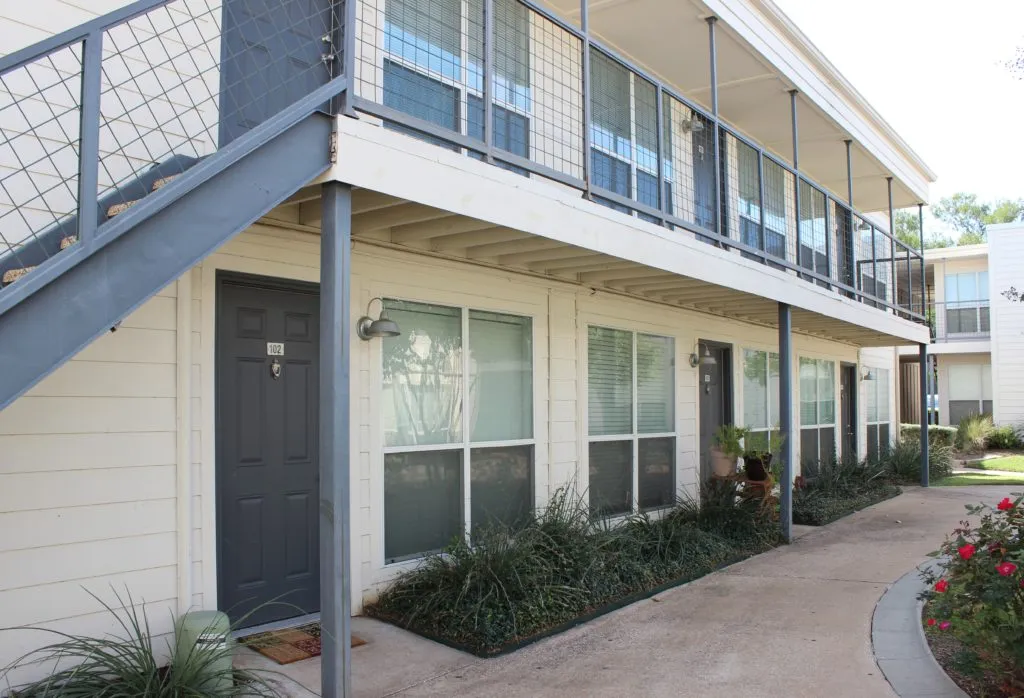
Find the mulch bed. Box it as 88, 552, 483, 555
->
922, 601, 1006, 697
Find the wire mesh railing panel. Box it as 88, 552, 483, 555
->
932, 300, 990, 340
762, 156, 795, 268
873, 227, 893, 311
831, 199, 855, 298
798, 179, 828, 287
1, 0, 345, 291
0, 44, 83, 266
720, 130, 761, 256
662, 91, 714, 234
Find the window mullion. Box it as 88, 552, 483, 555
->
631, 331, 639, 513
462, 306, 471, 541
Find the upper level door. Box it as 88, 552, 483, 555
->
220, 0, 334, 146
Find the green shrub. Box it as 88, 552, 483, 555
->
986, 424, 1022, 450
2, 588, 282, 696
900, 423, 957, 450
793, 455, 901, 526
881, 438, 953, 483
921, 494, 1024, 685
368, 485, 779, 654
800, 453, 886, 497
956, 413, 994, 452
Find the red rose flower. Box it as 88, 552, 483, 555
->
926, 618, 936, 627
997, 497, 1014, 511
958, 544, 976, 560
939, 621, 951, 630
996, 562, 1017, 577
934, 579, 948, 593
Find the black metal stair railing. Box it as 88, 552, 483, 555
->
0, 0, 346, 296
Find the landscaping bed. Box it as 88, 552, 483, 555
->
366, 485, 780, 657
920, 494, 1024, 696
792, 481, 902, 526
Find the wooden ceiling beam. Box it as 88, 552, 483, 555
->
499, 246, 594, 266
430, 228, 527, 251
530, 255, 621, 274
353, 204, 452, 235
579, 267, 672, 284
466, 237, 564, 259
390, 216, 495, 243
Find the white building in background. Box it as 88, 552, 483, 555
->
899, 223, 1024, 427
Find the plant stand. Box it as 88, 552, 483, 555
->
711, 472, 778, 517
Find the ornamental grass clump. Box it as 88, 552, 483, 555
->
922, 494, 1024, 692
883, 437, 953, 483
957, 413, 995, 453
368, 485, 778, 655
792, 454, 901, 526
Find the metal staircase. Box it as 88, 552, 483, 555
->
0, 0, 351, 409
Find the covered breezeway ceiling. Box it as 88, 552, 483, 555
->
532, 0, 935, 213
267, 188, 925, 348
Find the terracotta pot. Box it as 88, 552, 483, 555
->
710, 447, 738, 477
744, 453, 772, 482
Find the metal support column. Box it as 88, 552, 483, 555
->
887, 177, 896, 310
320, 181, 352, 698
919, 343, 930, 487
790, 90, 801, 270
580, 0, 592, 199
656, 85, 666, 220
708, 17, 722, 239
339, 0, 357, 116
918, 203, 926, 317
483, 0, 494, 163
77, 31, 103, 244
757, 151, 766, 260
844, 139, 853, 206
778, 302, 794, 542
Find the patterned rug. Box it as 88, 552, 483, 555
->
240, 622, 367, 665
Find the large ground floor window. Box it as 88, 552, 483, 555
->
381, 299, 534, 563
742, 349, 780, 453
865, 367, 890, 462
948, 363, 992, 425
799, 357, 836, 466
587, 326, 675, 517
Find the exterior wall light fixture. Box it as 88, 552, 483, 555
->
357, 297, 401, 340
689, 343, 717, 368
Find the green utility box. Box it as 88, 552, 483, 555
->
175, 610, 233, 690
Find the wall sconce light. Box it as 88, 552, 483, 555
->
861, 368, 875, 381
356, 297, 401, 340
856, 220, 871, 232
689, 343, 717, 368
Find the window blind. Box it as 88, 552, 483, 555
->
636, 334, 673, 433
588, 326, 633, 436
589, 49, 630, 157
468, 310, 533, 442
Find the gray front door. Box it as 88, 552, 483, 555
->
217, 276, 320, 627
841, 363, 857, 460
220, 0, 334, 146
698, 341, 732, 482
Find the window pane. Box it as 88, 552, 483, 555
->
799, 358, 817, 426
958, 273, 977, 302
588, 326, 633, 435
637, 170, 660, 211
865, 369, 878, 422
385, 0, 461, 80
382, 300, 462, 447
634, 76, 658, 173
589, 49, 630, 159
638, 437, 674, 510
818, 360, 835, 425
818, 427, 835, 464
944, 274, 958, 303
384, 450, 462, 562
589, 440, 632, 516
769, 352, 780, 428
876, 368, 890, 421
866, 424, 879, 463
743, 350, 769, 430
948, 364, 982, 401
800, 428, 819, 468
591, 150, 631, 200
383, 60, 460, 137
982, 364, 993, 400
471, 445, 532, 533
978, 272, 989, 300
467, 0, 530, 105
637, 334, 673, 433
468, 310, 532, 442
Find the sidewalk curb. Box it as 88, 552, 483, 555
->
871, 560, 967, 698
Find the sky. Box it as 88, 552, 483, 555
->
772, 0, 1024, 208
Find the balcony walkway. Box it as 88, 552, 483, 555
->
239, 484, 1016, 697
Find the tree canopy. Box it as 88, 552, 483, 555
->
930, 193, 1024, 245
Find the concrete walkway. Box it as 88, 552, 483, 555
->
247, 484, 1021, 697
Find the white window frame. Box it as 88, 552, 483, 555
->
865, 367, 890, 459
947, 363, 993, 418
742, 347, 780, 449
799, 356, 837, 462
584, 324, 677, 518
381, 0, 533, 149
380, 297, 537, 565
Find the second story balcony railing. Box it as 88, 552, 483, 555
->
931, 300, 990, 341
348, 0, 926, 322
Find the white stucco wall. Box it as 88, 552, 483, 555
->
989, 223, 1024, 425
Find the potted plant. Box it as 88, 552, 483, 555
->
711, 425, 748, 477
742, 430, 784, 482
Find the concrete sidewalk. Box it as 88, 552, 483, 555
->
247, 484, 1021, 697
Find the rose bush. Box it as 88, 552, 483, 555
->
923, 493, 1024, 692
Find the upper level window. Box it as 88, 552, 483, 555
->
945, 271, 988, 304
382, 0, 531, 161
943, 271, 989, 334
587, 326, 675, 517
381, 300, 534, 562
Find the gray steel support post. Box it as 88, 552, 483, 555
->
778, 302, 794, 542
790, 90, 801, 269
918, 203, 926, 316
77, 31, 103, 244
483, 0, 494, 162
887, 177, 896, 309
656, 85, 665, 219
708, 17, 722, 238
757, 151, 766, 259
320, 181, 352, 698
919, 343, 930, 487
580, 0, 592, 199
844, 139, 853, 205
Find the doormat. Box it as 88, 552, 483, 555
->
240, 622, 367, 665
